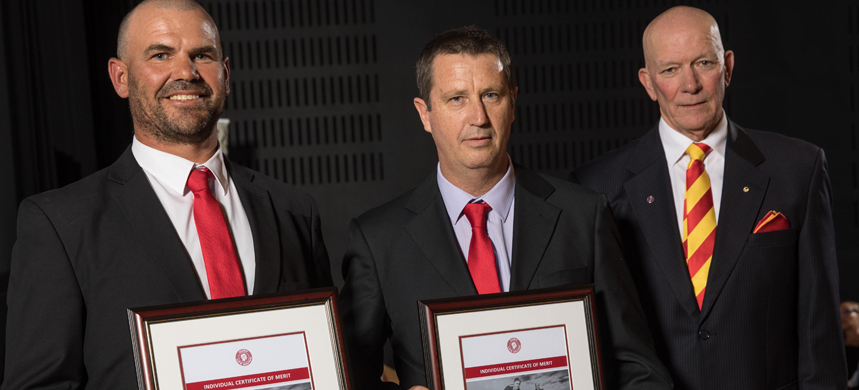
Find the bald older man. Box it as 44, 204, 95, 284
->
572, 6, 846, 390
4, 0, 331, 387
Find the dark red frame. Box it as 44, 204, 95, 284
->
418, 284, 604, 390
127, 287, 352, 390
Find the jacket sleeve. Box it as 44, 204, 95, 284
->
796, 149, 847, 389
4, 199, 86, 389
591, 194, 674, 390
309, 196, 334, 287
339, 219, 401, 390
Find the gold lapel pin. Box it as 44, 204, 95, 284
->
743, 186, 750, 193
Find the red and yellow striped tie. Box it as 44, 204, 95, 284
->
683, 143, 716, 310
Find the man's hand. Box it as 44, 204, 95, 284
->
408, 387, 430, 390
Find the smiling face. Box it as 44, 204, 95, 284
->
109, 4, 229, 146
638, 8, 733, 140
413, 53, 516, 186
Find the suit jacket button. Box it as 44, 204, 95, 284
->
698, 330, 711, 340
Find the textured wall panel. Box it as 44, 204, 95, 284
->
183, 0, 855, 298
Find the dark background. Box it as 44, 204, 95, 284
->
1, 0, 857, 379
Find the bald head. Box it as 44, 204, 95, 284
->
636, 6, 734, 141
642, 6, 724, 70
117, 0, 216, 60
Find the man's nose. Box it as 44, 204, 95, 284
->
680, 67, 703, 94
173, 56, 200, 81
468, 99, 490, 127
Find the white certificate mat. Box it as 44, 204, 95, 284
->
435, 301, 594, 390
146, 304, 338, 390
460, 325, 571, 390
178, 332, 312, 390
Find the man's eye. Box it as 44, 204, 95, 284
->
485, 93, 498, 99
154, 53, 167, 60
663, 67, 675, 74
450, 96, 462, 102
700, 60, 711, 66
196, 54, 212, 60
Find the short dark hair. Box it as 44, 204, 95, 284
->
415, 25, 516, 110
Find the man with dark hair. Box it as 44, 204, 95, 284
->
572, 6, 845, 389
340, 26, 672, 390
4, 0, 332, 388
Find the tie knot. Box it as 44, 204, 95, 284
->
463, 202, 492, 230
187, 168, 213, 193
686, 143, 711, 162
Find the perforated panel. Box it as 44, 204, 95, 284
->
183, 0, 855, 295
489, 2, 727, 178
199, 0, 382, 188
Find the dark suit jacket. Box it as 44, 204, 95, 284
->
340, 165, 673, 390
572, 122, 846, 390
4, 147, 332, 389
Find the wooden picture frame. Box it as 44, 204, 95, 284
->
419, 285, 603, 390
128, 287, 351, 390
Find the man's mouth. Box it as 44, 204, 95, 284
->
168, 94, 201, 101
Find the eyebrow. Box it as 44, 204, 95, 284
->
439, 89, 469, 99
656, 54, 717, 68
189, 45, 219, 56
143, 44, 221, 58
144, 43, 175, 54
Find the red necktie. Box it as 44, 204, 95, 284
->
187, 168, 246, 299
463, 202, 501, 294
683, 143, 716, 310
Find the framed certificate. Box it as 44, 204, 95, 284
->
128, 287, 351, 390
418, 285, 603, 390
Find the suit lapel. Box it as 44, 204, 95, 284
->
509, 166, 561, 292
108, 148, 206, 302
228, 161, 283, 295
624, 128, 701, 318
700, 122, 768, 318
403, 174, 478, 297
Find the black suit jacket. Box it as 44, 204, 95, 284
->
4, 147, 332, 389
340, 165, 673, 390
572, 123, 846, 390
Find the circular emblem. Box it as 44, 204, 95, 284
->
236, 349, 253, 366
507, 337, 521, 353
646, 195, 655, 204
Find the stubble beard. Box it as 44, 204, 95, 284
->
128, 76, 225, 146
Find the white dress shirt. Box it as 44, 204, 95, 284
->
659, 113, 728, 237
131, 137, 255, 298
437, 161, 515, 292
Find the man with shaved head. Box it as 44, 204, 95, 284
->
573, 5, 846, 389
4, 0, 332, 387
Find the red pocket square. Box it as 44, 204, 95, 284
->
753, 211, 790, 233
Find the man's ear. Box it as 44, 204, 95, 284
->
638, 67, 657, 101
413, 97, 432, 134
723, 50, 735, 87
108, 58, 129, 98
223, 57, 231, 95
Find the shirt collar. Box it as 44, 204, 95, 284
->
131, 136, 230, 196
658, 112, 729, 166
436, 158, 516, 226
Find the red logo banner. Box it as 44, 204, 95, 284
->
464, 356, 568, 379
185, 367, 310, 390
